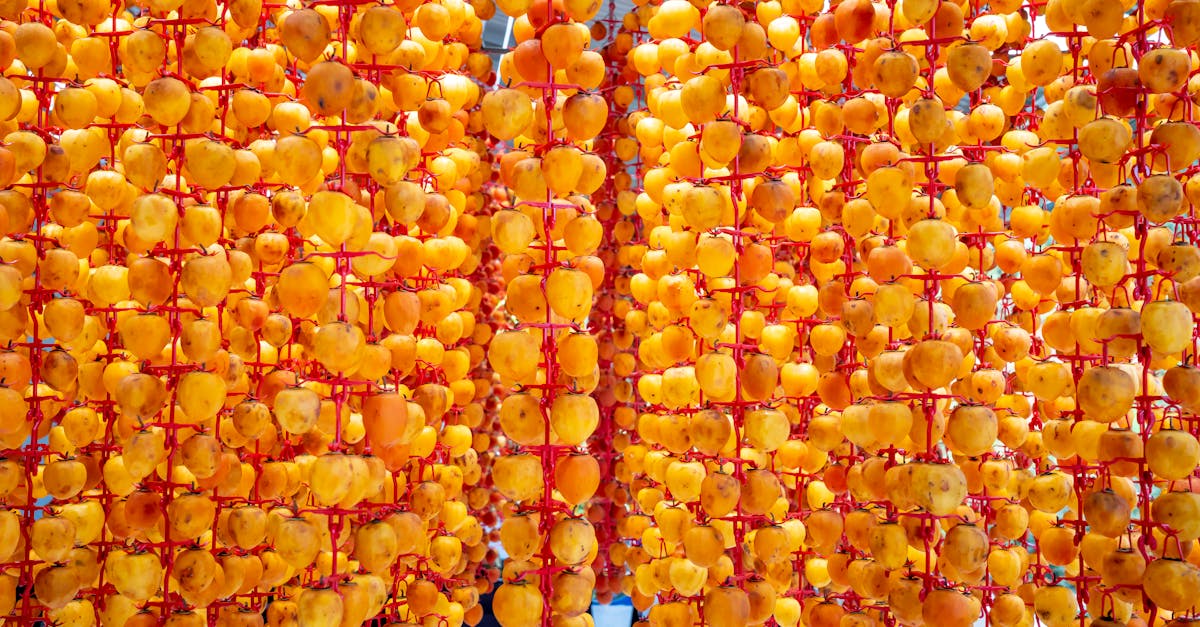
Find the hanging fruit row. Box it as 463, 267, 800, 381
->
592, 0, 1200, 625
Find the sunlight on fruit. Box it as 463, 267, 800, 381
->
0, 0, 1198, 623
